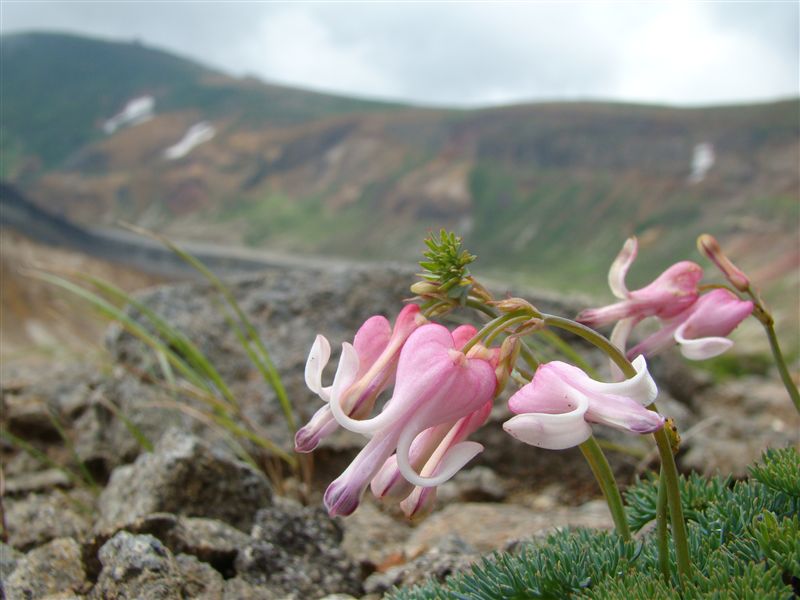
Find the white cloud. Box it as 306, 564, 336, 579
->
1, 1, 797, 107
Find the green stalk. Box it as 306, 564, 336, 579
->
541, 313, 691, 583
653, 427, 690, 583
760, 315, 800, 413
462, 310, 528, 353
579, 436, 631, 540
656, 468, 671, 582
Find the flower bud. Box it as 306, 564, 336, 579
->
490, 297, 539, 315
697, 234, 750, 292
514, 318, 546, 336
494, 336, 521, 394
410, 281, 440, 296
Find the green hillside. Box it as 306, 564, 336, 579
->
1, 32, 403, 170
3, 33, 798, 346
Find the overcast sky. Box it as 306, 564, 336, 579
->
2, 2, 798, 108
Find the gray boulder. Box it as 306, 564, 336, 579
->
90, 532, 182, 600
96, 429, 272, 533
4, 538, 87, 600
235, 497, 363, 599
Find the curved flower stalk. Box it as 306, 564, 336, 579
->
577, 237, 703, 353
503, 356, 662, 450
295, 304, 426, 452
323, 323, 496, 516
627, 288, 754, 361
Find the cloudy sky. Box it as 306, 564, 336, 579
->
2, 2, 798, 108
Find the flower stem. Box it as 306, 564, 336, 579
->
755, 307, 800, 413
653, 427, 690, 584
656, 468, 671, 582
462, 310, 528, 353
579, 436, 631, 541
543, 313, 691, 583
541, 314, 634, 377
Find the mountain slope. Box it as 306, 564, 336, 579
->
3, 33, 798, 339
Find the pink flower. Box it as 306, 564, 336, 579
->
323, 323, 496, 516
577, 237, 703, 330
627, 289, 754, 360
371, 400, 492, 519
503, 356, 662, 450
295, 304, 426, 452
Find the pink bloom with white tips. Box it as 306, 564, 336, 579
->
627, 288, 754, 361
323, 323, 496, 516
503, 356, 663, 450
295, 304, 426, 453
371, 400, 492, 519
577, 237, 703, 332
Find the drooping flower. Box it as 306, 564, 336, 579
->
323, 323, 496, 516
503, 356, 662, 450
627, 288, 754, 361
295, 304, 426, 452
577, 237, 703, 334
371, 399, 493, 519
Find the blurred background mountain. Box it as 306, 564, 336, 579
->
1, 32, 798, 361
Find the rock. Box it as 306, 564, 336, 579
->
4, 538, 87, 600
681, 376, 800, 476
72, 375, 187, 479
88, 512, 250, 576
175, 553, 224, 599
90, 532, 182, 600
363, 535, 479, 595
340, 501, 411, 571
5, 491, 93, 551
405, 501, 612, 555
96, 429, 272, 532
0, 541, 23, 581
222, 577, 278, 599
437, 466, 508, 503
235, 497, 362, 599
3, 469, 72, 495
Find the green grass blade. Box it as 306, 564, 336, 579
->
76, 273, 239, 409
0, 428, 85, 489
45, 409, 100, 493
30, 271, 213, 394
94, 395, 154, 453
120, 224, 297, 433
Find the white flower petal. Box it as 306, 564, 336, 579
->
583, 355, 658, 406
608, 237, 638, 300
305, 335, 332, 402
675, 324, 733, 360
502, 397, 591, 450
395, 428, 483, 487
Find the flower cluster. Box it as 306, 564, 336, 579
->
299, 303, 668, 518
297, 306, 498, 518
577, 237, 753, 362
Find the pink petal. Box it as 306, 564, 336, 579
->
324, 428, 401, 517
294, 405, 338, 453
584, 393, 664, 434
508, 361, 587, 414
352, 315, 392, 376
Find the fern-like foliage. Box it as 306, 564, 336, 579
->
388, 448, 799, 600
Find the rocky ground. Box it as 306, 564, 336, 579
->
2, 264, 798, 599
